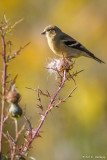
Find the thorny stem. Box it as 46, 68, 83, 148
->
22, 70, 67, 154
15, 119, 18, 141
11, 119, 18, 160
0, 34, 7, 158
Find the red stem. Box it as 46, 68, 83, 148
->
22, 71, 66, 154
0, 34, 6, 158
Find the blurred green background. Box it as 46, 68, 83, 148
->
0, 0, 107, 159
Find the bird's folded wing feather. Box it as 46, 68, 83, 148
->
61, 33, 92, 54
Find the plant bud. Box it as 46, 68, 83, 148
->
6, 85, 21, 103
9, 103, 22, 118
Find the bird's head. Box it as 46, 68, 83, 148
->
41, 25, 62, 39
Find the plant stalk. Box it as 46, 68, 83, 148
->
22, 70, 67, 154
0, 34, 6, 158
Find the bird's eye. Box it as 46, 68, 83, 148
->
47, 29, 51, 32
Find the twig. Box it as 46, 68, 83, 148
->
17, 122, 27, 138
15, 119, 18, 141
10, 119, 18, 160
7, 42, 31, 62
26, 87, 37, 92
67, 69, 84, 79
3, 114, 9, 123
3, 132, 14, 158
53, 86, 77, 109
10, 18, 24, 30
37, 88, 44, 111
7, 131, 16, 160
62, 86, 77, 102
26, 87, 51, 97
24, 116, 32, 139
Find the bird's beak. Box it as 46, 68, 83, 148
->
41, 31, 46, 35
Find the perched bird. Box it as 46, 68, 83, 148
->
41, 25, 104, 63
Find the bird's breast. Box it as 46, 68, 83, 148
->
47, 38, 60, 55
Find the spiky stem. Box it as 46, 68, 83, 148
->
21, 70, 67, 154
0, 34, 7, 158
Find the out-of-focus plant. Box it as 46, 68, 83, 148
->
0, 14, 83, 160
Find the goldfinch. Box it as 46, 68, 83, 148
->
41, 25, 104, 63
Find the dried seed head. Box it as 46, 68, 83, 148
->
47, 58, 74, 78
59, 58, 73, 72
6, 85, 21, 103
9, 103, 22, 118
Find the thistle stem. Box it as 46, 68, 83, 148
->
22, 70, 67, 154
0, 34, 6, 158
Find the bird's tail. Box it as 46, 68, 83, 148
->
92, 55, 105, 63
86, 52, 105, 63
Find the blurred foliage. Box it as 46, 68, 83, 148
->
0, 0, 107, 159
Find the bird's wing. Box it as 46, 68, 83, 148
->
61, 33, 92, 54
60, 33, 105, 63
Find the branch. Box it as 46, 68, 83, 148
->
21, 70, 73, 154
7, 42, 31, 62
